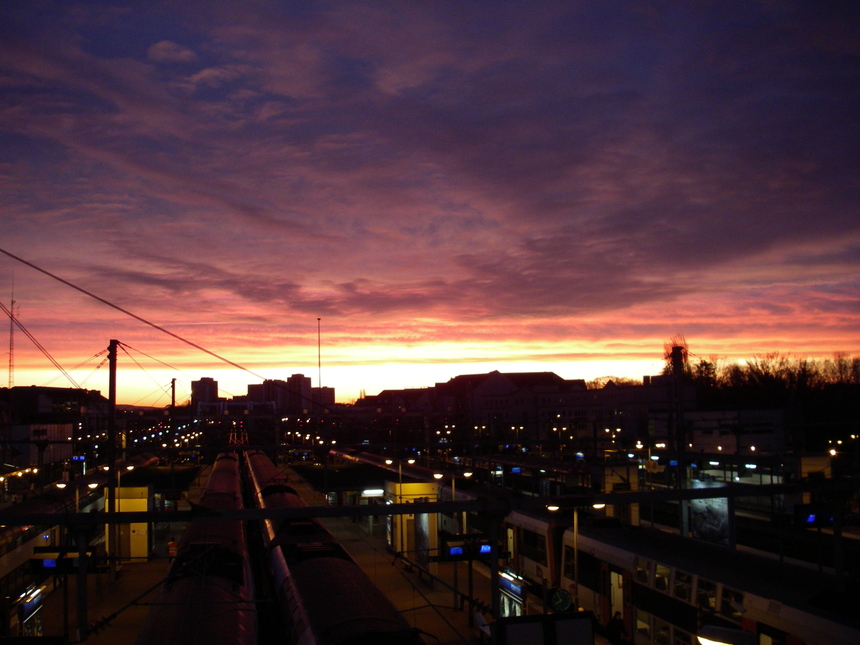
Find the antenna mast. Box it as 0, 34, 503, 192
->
7, 292, 14, 388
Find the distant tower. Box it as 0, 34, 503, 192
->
663, 333, 688, 377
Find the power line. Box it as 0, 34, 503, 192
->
0, 247, 267, 381
0, 299, 81, 388
1, 248, 327, 412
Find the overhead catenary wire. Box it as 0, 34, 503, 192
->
40, 349, 108, 388
0, 247, 323, 410
0, 247, 267, 381
43, 355, 108, 389
0, 299, 81, 389
118, 343, 175, 393
119, 342, 241, 400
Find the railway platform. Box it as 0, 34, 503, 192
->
34, 464, 609, 644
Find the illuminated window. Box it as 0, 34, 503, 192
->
696, 578, 717, 612
654, 562, 671, 592
635, 609, 650, 638
635, 557, 651, 584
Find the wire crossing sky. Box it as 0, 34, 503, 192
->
0, 246, 266, 382
1, 2, 858, 404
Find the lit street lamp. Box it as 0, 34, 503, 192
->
548, 502, 606, 611
386, 458, 415, 556
435, 470, 473, 610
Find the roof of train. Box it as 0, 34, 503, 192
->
578, 523, 860, 630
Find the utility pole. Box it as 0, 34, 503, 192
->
170, 378, 176, 430
7, 292, 14, 388
107, 340, 118, 576
671, 344, 689, 537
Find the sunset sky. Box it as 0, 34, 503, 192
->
1, 2, 858, 406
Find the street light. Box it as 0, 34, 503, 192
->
435, 470, 473, 610
386, 458, 415, 556
548, 502, 606, 611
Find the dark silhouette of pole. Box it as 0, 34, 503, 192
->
107, 339, 118, 573
671, 344, 690, 537
76, 526, 89, 641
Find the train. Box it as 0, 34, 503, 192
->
244, 449, 424, 645
502, 507, 860, 645
134, 452, 256, 645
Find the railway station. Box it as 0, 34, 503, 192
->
1, 439, 857, 645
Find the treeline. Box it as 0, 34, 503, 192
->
688, 352, 860, 389
685, 353, 860, 450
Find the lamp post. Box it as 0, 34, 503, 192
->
547, 502, 606, 612
435, 470, 473, 610
386, 458, 415, 556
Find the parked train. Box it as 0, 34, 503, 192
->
244, 449, 424, 645
134, 452, 256, 645
503, 508, 860, 645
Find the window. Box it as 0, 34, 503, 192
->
721, 587, 745, 623
674, 571, 692, 602
654, 563, 671, 592
635, 609, 651, 638
520, 529, 547, 566
673, 630, 693, 645
696, 578, 717, 612
562, 545, 574, 579
635, 557, 651, 584
653, 617, 671, 645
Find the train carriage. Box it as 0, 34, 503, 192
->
134, 452, 256, 645
244, 450, 424, 645
503, 509, 567, 591
558, 523, 860, 645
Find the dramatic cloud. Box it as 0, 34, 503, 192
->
1, 1, 858, 403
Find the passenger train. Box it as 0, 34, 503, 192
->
244, 449, 424, 645
502, 508, 860, 645
134, 452, 256, 645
